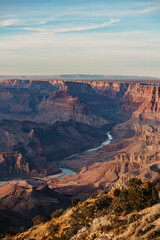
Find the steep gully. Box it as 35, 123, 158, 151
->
58, 132, 113, 177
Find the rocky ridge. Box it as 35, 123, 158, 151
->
3, 180, 160, 240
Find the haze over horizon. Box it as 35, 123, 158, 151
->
0, 0, 160, 77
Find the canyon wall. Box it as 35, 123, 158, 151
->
0, 79, 160, 179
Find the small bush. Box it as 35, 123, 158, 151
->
90, 191, 98, 199
51, 209, 64, 219
61, 227, 77, 240
97, 224, 112, 233
49, 223, 59, 235
114, 226, 123, 236
111, 178, 159, 215
112, 188, 121, 197
95, 196, 111, 211
71, 198, 81, 207
32, 215, 45, 226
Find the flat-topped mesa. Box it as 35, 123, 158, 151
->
0, 79, 60, 90
124, 83, 160, 100
49, 79, 64, 89
60, 81, 95, 96
0, 79, 30, 88
89, 81, 129, 98
115, 152, 160, 164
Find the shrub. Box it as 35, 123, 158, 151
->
97, 224, 112, 233
112, 178, 158, 215
61, 228, 76, 240
32, 215, 45, 226
90, 191, 98, 199
128, 178, 142, 187
49, 223, 59, 235
61, 204, 96, 239
95, 196, 111, 211
71, 198, 81, 207
49, 237, 60, 240
113, 226, 125, 236
112, 188, 121, 197
51, 209, 64, 219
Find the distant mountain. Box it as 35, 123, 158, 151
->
0, 74, 158, 80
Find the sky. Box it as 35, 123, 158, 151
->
0, 0, 160, 77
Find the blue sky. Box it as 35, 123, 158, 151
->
0, 0, 160, 77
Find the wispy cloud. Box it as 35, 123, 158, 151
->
0, 0, 159, 77
1, 30, 160, 51
0, 19, 18, 27
0, 19, 47, 28
19, 18, 120, 33
136, 5, 160, 14
66, 4, 160, 18
56, 19, 120, 32
0, 30, 160, 77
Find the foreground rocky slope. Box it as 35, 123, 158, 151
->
3, 179, 160, 240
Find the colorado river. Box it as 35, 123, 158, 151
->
59, 132, 113, 177
64, 132, 113, 160
59, 167, 75, 178
0, 132, 113, 182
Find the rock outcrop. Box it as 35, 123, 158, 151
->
90, 81, 128, 98
0, 152, 30, 178
3, 183, 160, 240
0, 181, 70, 233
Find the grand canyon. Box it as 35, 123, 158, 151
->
0, 77, 159, 239
1, 0, 160, 238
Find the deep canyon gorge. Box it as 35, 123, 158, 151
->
0, 78, 160, 235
